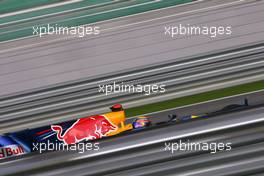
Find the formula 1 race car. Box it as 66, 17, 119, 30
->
0, 99, 250, 159
0, 104, 133, 159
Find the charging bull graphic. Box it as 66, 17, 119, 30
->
51, 115, 117, 145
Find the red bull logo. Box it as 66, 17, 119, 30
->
51, 115, 117, 145
0, 145, 25, 159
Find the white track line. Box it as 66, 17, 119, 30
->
0, 0, 154, 27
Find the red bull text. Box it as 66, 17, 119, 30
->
0, 145, 25, 159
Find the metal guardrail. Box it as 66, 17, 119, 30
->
0, 43, 263, 132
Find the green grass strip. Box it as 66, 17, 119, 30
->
125, 80, 264, 117
0, 0, 61, 14
0, 0, 113, 23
